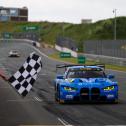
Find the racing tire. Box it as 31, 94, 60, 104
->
54, 84, 58, 102
55, 84, 60, 102
113, 99, 118, 104
57, 86, 65, 104
57, 86, 61, 103
109, 99, 118, 104
55, 91, 58, 102
55, 85, 65, 104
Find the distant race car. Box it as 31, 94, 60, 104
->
54, 64, 118, 104
8, 50, 20, 57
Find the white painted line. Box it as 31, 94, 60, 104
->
1, 67, 6, 69
58, 118, 68, 126
50, 86, 54, 89
58, 117, 73, 126
39, 73, 47, 76
34, 96, 43, 102
0, 87, 11, 89
27, 44, 64, 63
32, 45, 49, 58
7, 99, 34, 102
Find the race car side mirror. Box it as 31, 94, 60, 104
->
57, 75, 64, 79
107, 74, 115, 79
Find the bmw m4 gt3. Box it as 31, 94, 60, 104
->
54, 64, 118, 104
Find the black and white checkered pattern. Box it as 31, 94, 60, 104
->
8, 52, 42, 97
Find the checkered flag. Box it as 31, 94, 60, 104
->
8, 52, 42, 97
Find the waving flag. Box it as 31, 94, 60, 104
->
8, 52, 42, 97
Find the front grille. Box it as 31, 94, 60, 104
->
80, 88, 89, 100
91, 88, 100, 100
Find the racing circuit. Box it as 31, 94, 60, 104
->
0, 40, 126, 126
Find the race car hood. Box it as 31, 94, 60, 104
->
62, 78, 117, 88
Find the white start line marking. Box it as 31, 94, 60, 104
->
58, 117, 73, 126
34, 96, 43, 102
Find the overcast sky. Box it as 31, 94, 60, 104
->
0, 0, 126, 23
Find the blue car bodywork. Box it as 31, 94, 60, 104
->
54, 64, 118, 103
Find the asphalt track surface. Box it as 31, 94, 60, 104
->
0, 41, 126, 126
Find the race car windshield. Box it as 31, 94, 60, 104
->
66, 68, 106, 78
12, 50, 18, 53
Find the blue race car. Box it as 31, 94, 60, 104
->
54, 64, 118, 104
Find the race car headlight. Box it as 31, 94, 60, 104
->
64, 86, 77, 91
104, 86, 115, 91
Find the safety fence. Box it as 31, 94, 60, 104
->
84, 40, 126, 66
84, 40, 126, 58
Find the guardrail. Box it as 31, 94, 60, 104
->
84, 53, 126, 66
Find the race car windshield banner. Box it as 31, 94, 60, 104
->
8, 52, 42, 97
